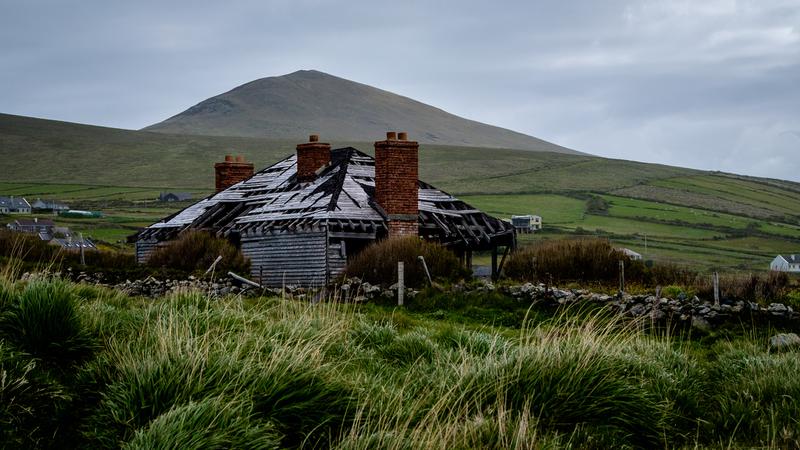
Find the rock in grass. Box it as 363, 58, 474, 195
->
769, 333, 800, 351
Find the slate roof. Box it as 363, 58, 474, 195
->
11, 218, 56, 227
778, 254, 800, 264
0, 197, 31, 210
138, 147, 514, 250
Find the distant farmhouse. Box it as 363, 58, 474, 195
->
137, 133, 516, 286
5, 217, 96, 250
771, 254, 800, 273
7, 217, 56, 234
0, 197, 31, 214
159, 192, 193, 202
619, 248, 643, 261
31, 198, 70, 213
510, 215, 542, 233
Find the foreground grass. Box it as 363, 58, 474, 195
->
1, 277, 799, 449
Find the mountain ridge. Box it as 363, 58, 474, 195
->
144, 70, 582, 154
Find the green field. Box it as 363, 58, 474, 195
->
2, 113, 800, 271
462, 192, 800, 271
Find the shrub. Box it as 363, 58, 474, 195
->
344, 236, 469, 288
505, 238, 630, 284
0, 280, 95, 368
123, 397, 281, 450
146, 231, 250, 274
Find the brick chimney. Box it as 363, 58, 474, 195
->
214, 154, 254, 193
374, 131, 419, 237
296, 134, 331, 183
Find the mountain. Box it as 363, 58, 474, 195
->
144, 70, 580, 154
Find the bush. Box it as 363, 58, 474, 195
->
146, 231, 250, 274
344, 236, 469, 288
0, 280, 95, 368
505, 238, 629, 284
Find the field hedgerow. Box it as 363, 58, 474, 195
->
0, 275, 799, 449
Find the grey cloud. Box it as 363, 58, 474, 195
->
0, 0, 798, 180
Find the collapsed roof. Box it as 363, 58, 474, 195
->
137, 147, 514, 250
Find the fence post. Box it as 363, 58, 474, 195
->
79, 233, 86, 266
655, 285, 662, 301
397, 261, 404, 306
713, 272, 720, 306
619, 260, 625, 294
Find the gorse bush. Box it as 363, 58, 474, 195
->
146, 231, 250, 274
0, 279, 95, 368
344, 236, 469, 288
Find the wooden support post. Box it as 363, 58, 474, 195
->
619, 260, 625, 294
79, 233, 85, 266
656, 285, 662, 301
466, 250, 473, 270
497, 246, 510, 278
397, 261, 404, 306
713, 272, 720, 306
491, 246, 498, 282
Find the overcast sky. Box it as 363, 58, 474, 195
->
1, 0, 798, 181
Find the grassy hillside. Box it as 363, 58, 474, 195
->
1, 113, 799, 270
144, 70, 580, 154
1, 277, 799, 448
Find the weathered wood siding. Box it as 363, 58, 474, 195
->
327, 239, 347, 280
242, 231, 328, 287
135, 239, 160, 263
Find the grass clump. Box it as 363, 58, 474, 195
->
0, 279, 95, 368
123, 397, 281, 450
146, 230, 249, 274
345, 236, 469, 288
0, 342, 71, 448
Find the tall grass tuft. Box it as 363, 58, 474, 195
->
123, 397, 281, 450
0, 279, 95, 368
0, 342, 71, 447
345, 236, 469, 287
505, 238, 630, 284
146, 230, 250, 274
708, 340, 800, 447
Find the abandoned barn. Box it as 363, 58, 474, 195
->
136, 132, 516, 286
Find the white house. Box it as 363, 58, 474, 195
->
770, 255, 800, 272
619, 248, 643, 261
510, 215, 543, 233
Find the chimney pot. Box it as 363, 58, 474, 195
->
374, 134, 420, 237
215, 155, 254, 193
296, 136, 331, 183
398, 132, 408, 141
